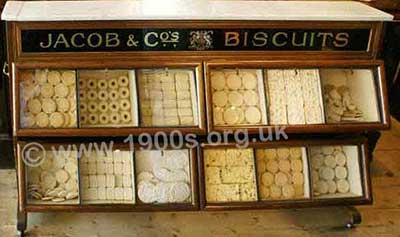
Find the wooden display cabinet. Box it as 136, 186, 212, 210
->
1, 0, 394, 236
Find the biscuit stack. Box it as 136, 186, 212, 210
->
210, 70, 266, 126
310, 146, 351, 196
256, 147, 305, 200
20, 69, 77, 128
323, 84, 363, 123
78, 70, 136, 127
138, 70, 198, 127
136, 150, 192, 203
266, 69, 324, 125
27, 150, 79, 203
204, 148, 257, 202
80, 151, 135, 203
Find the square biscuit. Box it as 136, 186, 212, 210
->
217, 184, 240, 202
204, 149, 226, 167
205, 167, 222, 185
239, 183, 257, 201
205, 184, 218, 202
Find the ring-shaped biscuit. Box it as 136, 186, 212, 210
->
109, 90, 119, 100
98, 102, 109, 113
97, 79, 108, 90
108, 78, 119, 90
87, 79, 97, 90
88, 101, 98, 113
120, 99, 131, 111
98, 90, 109, 101
79, 80, 87, 90
118, 76, 129, 87
88, 114, 99, 125
110, 113, 121, 124
121, 111, 131, 123
119, 88, 130, 99
79, 102, 88, 112
99, 113, 109, 124
87, 90, 98, 101
80, 114, 88, 124
109, 101, 120, 112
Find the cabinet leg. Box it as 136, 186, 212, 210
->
17, 210, 27, 236
345, 206, 361, 228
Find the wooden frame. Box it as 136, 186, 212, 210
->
205, 60, 390, 134
17, 140, 199, 212
12, 61, 207, 137
198, 137, 371, 211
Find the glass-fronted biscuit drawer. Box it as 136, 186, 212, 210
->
14, 62, 206, 136
199, 138, 370, 210
19, 69, 78, 129
205, 61, 389, 133
19, 141, 198, 210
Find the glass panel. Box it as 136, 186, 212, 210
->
309, 145, 363, 199
320, 69, 380, 123
77, 70, 138, 127
203, 148, 257, 203
137, 69, 199, 127
210, 69, 267, 126
19, 69, 78, 128
135, 149, 192, 204
265, 69, 324, 125
80, 150, 135, 204
255, 147, 310, 200
25, 147, 79, 204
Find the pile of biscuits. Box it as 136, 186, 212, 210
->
136, 150, 192, 203
20, 69, 77, 128
323, 84, 363, 123
80, 151, 135, 203
138, 70, 197, 127
256, 147, 305, 200
310, 146, 351, 196
210, 69, 266, 126
266, 69, 324, 125
27, 150, 79, 203
204, 148, 257, 202
78, 70, 136, 127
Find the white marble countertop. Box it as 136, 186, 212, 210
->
1, 0, 393, 22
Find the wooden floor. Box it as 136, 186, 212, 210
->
1, 119, 400, 236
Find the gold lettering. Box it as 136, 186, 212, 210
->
272, 32, 288, 47
292, 32, 307, 47
225, 32, 240, 47
40, 34, 52, 49
317, 32, 334, 47
252, 32, 268, 47
71, 33, 85, 48
144, 32, 159, 47
87, 33, 102, 48
243, 32, 248, 47
333, 32, 350, 48
53, 34, 70, 48
309, 32, 316, 47
106, 33, 120, 47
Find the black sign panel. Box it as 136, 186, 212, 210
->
21, 28, 371, 53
